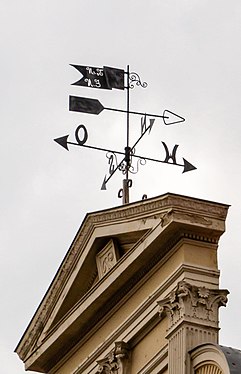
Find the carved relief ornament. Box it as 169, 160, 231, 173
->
96, 341, 130, 374
96, 239, 119, 279
158, 281, 229, 330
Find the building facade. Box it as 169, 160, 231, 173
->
15, 193, 241, 373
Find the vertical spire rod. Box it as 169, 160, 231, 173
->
122, 65, 130, 205
127, 65, 130, 149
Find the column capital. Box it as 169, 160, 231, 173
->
97, 341, 130, 374
158, 281, 229, 333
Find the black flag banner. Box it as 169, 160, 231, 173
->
71, 65, 110, 89
71, 64, 125, 90
104, 66, 125, 90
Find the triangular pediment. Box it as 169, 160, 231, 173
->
15, 193, 229, 373
49, 228, 149, 328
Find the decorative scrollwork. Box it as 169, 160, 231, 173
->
158, 281, 229, 330
129, 157, 147, 174
106, 152, 118, 175
97, 361, 119, 373
118, 162, 126, 174
96, 341, 130, 374
129, 72, 148, 89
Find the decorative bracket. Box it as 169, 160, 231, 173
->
128, 71, 147, 89
96, 341, 130, 374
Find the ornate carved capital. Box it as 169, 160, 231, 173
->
158, 281, 229, 331
96, 341, 130, 374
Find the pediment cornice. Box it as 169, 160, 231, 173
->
15, 193, 229, 370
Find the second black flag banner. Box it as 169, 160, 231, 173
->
71, 65, 125, 90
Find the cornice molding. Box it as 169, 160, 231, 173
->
16, 194, 229, 362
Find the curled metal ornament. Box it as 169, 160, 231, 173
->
129, 72, 147, 89
106, 152, 118, 175
129, 157, 147, 174
118, 162, 126, 174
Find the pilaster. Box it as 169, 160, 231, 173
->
158, 281, 229, 374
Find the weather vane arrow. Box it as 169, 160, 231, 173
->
54, 64, 196, 205
69, 96, 185, 124
54, 131, 196, 174
54, 122, 196, 182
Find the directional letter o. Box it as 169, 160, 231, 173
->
75, 124, 88, 145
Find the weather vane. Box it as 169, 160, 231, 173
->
54, 64, 196, 204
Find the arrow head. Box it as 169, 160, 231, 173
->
182, 158, 197, 173
163, 110, 185, 125
149, 118, 155, 133
54, 135, 69, 151
101, 176, 107, 190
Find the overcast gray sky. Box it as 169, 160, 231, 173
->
1, 1, 241, 373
